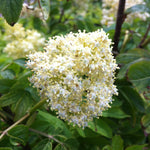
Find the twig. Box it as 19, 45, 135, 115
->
58, 8, 64, 23
0, 98, 47, 140
37, 0, 45, 20
0, 113, 30, 140
29, 128, 64, 146
138, 23, 150, 48
112, 0, 126, 56
1, 62, 13, 71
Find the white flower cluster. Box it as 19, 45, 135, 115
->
3, 23, 45, 59
21, 3, 43, 20
73, 0, 90, 16
26, 29, 118, 128
101, 0, 150, 27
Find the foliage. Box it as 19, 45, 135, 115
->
0, 0, 150, 149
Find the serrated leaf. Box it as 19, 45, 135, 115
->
26, 112, 38, 127
0, 148, 12, 150
0, 90, 24, 107
125, 4, 150, 15
0, 69, 15, 79
102, 107, 130, 119
125, 144, 147, 150
8, 125, 29, 146
13, 58, 26, 68
112, 135, 123, 150
11, 71, 32, 90
116, 48, 150, 64
64, 138, 79, 150
116, 48, 150, 79
119, 86, 145, 113
88, 119, 112, 138
141, 114, 150, 127
54, 144, 66, 150
40, 0, 50, 20
0, 0, 23, 26
0, 79, 16, 93
31, 110, 72, 138
128, 60, 150, 93
12, 91, 34, 121
32, 139, 52, 150
102, 145, 112, 150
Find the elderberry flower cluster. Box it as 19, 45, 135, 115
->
27, 29, 118, 128
101, 0, 150, 27
3, 23, 45, 59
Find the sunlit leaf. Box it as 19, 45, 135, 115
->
8, 125, 29, 146
0, 0, 23, 25
88, 119, 112, 138
112, 135, 123, 150
125, 144, 147, 150
125, 4, 150, 15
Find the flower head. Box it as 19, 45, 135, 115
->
3, 23, 45, 59
27, 29, 118, 128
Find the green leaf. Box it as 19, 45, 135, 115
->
112, 135, 123, 150
145, 125, 150, 134
128, 60, 150, 93
116, 48, 150, 79
141, 114, 150, 127
0, 0, 23, 26
26, 112, 38, 127
0, 56, 12, 70
54, 144, 66, 150
0, 69, 15, 79
40, 0, 50, 20
88, 119, 112, 138
125, 144, 147, 150
78, 136, 110, 148
102, 145, 112, 150
102, 107, 130, 119
11, 91, 34, 121
76, 128, 86, 137
119, 86, 145, 113
11, 71, 32, 90
13, 58, 26, 68
117, 58, 145, 79
64, 138, 79, 150
0, 79, 16, 93
0, 148, 12, 150
116, 48, 150, 64
0, 89, 34, 121
31, 110, 72, 138
32, 139, 52, 150
7, 125, 29, 146
125, 4, 150, 15
0, 90, 24, 107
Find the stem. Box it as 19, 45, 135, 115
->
138, 23, 150, 48
0, 98, 47, 140
37, 0, 45, 20
58, 8, 64, 23
29, 98, 47, 114
1, 62, 13, 71
0, 113, 29, 140
112, 0, 126, 56
29, 128, 64, 146
142, 37, 150, 47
